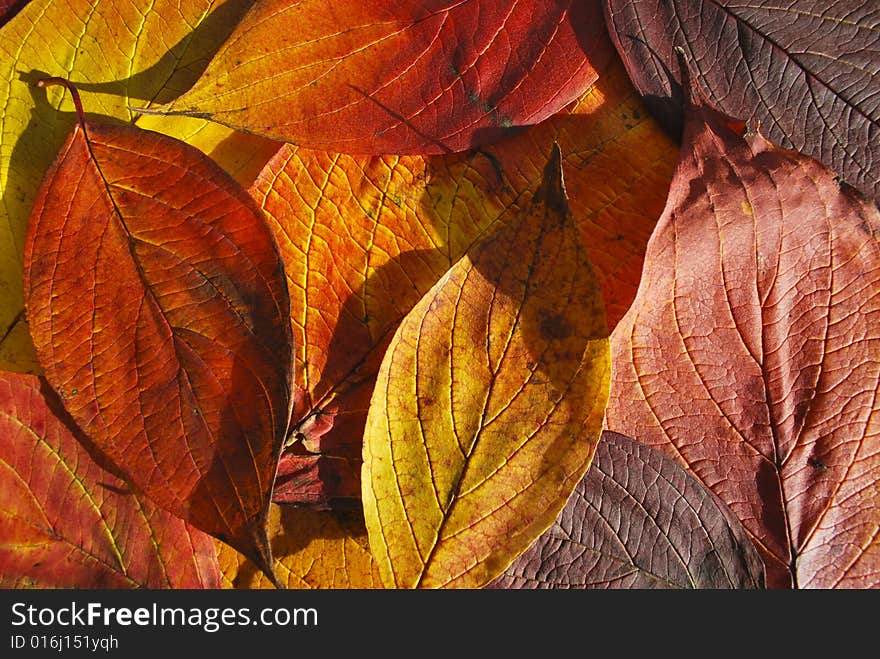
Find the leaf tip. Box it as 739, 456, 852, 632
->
535, 141, 570, 219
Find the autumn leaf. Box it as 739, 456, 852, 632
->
605, 96, 880, 589
0, 0, 27, 26
23, 81, 292, 582
0, 372, 220, 588
603, 0, 880, 204
362, 145, 610, 588
254, 58, 676, 507
0, 0, 258, 373
490, 431, 765, 589
135, 113, 280, 189
217, 505, 380, 589
152, 0, 613, 154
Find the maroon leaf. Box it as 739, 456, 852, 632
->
0, 373, 220, 588
606, 94, 880, 588
604, 0, 880, 203
490, 431, 765, 589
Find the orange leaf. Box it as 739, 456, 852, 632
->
0, 372, 220, 588
253, 58, 676, 507
606, 99, 880, 588
23, 82, 292, 582
216, 505, 380, 589
155, 0, 612, 154
362, 145, 610, 588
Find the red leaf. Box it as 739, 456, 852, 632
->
23, 82, 292, 581
157, 0, 613, 154
490, 432, 764, 589
0, 373, 220, 588
606, 97, 880, 588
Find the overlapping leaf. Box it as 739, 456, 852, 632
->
24, 91, 292, 580
606, 97, 880, 588
156, 0, 613, 154
0, 0, 258, 373
253, 59, 676, 507
0, 373, 220, 588
491, 431, 765, 589
604, 0, 880, 203
362, 146, 610, 588
217, 506, 380, 589
0, 0, 27, 26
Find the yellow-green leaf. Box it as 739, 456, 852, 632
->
362, 145, 611, 588
0, 0, 254, 372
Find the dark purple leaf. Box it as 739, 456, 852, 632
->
490, 432, 765, 589
604, 0, 880, 203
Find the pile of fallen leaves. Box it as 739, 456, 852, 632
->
0, 0, 877, 590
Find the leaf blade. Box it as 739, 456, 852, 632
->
159, 0, 613, 154
605, 98, 880, 588
604, 0, 880, 203
23, 115, 292, 576
491, 431, 765, 589
0, 373, 220, 588
362, 147, 611, 588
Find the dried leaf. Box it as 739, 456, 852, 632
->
604, 0, 880, 203
156, 0, 612, 154
0, 0, 255, 373
24, 85, 292, 580
362, 146, 610, 588
253, 58, 676, 507
217, 505, 380, 589
491, 431, 765, 589
606, 98, 880, 588
0, 373, 220, 588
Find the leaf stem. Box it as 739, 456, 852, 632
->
35, 77, 85, 124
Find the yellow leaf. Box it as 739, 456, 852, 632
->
216, 505, 380, 589
0, 0, 254, 372
362, 145, 611, 588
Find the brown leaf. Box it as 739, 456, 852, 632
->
0, 372, 220, 588
605, 97, 880, 588
23, 82, 292, 581
491, 431, 765, 588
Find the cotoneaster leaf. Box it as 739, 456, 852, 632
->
153, 0, 613, 154
362, 145, 610, 588
606, 96, 880, 589
252, 58, 676, 508
604, 0, 880, 203
23, 82, 292, 583
0, 0, 257, 373
0, 373, 220, 588
491, 431, 765, 589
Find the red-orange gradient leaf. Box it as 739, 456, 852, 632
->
606, 99, 880, 589
158, 0, 612, 154
0, 373, 220, 588
24, 85, 292, 579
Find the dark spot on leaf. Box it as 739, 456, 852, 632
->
808, 457, 828, 472
539, 312, 572, 340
